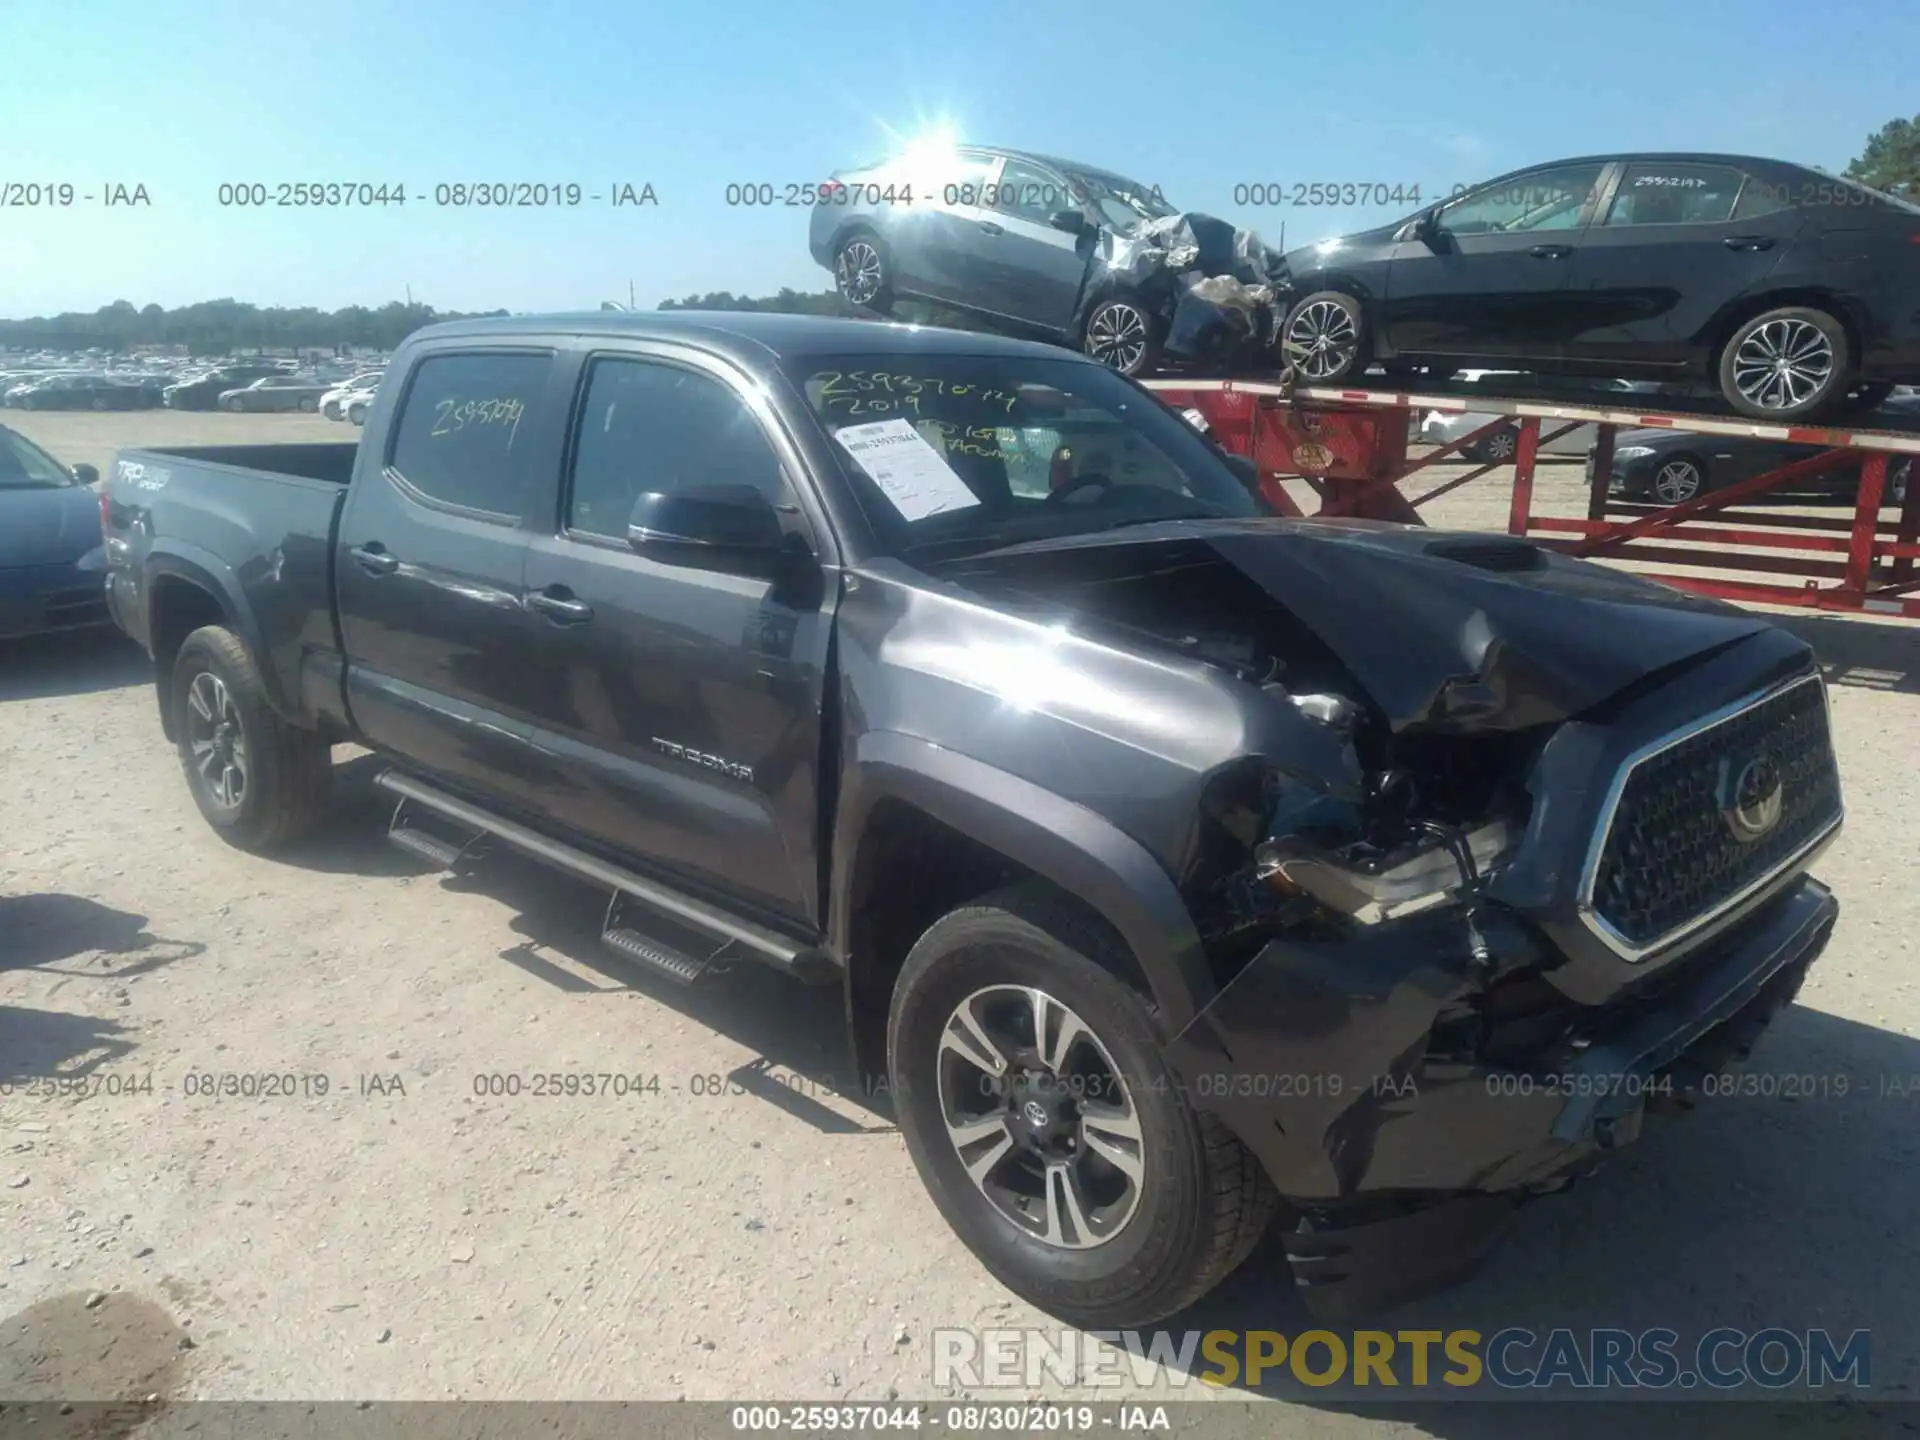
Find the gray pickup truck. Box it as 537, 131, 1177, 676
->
103, 311, 1842, 1323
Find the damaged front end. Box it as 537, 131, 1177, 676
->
1078, 212, 1294, 370
941, 521, 1844, 1316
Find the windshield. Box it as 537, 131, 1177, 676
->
0, 427, 77, 488
784, 353, 1260, 558
1065, 170, 1177, 230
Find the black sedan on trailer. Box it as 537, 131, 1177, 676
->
1279, 153, 1920, 422
1598, 392, 1919, 503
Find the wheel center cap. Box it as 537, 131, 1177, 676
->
1008, 1072, 1076, 1147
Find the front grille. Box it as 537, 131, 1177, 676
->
1586, 674, 1840, 956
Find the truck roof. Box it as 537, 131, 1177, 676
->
407, 311, 1083, 366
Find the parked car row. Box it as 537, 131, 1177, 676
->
811, 145, 1920, 421
0, 351, 393, 413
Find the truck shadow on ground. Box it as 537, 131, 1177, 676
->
0, 894, 202, 1083
0, 631, 148, 702
1775, 612, 1920, 696
1161, 1001, 1918, 1424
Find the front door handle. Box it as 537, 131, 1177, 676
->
525, 588, 593, 624
1527, 244, 1572, 259
1724, 235, 1776, 252
349, 543, 398, 576
978, 220, 1004, 235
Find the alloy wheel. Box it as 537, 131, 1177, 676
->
935, 984, 1145, 1250
1484, 428, 1518, 462
1283, 299, 1359, 381
1653, 459, 1703, 504
185, 671, 248, 810
836, 240, 884, 306
1731, 319, 1834, 412
1085, 303, 1149, 373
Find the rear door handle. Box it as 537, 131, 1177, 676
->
349, 543, 398, 576
525, 588, 593, 624
1527, 244, 1572, 259
1724, 235, 1776, 252
978, 220, 1004, 235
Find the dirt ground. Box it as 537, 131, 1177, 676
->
2, 410, 1917, 1428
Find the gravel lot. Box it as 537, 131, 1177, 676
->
2, 410, 1917, 1428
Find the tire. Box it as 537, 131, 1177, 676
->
348, 402, 368, 426
887, 881, 1278, 1328
833, 230, 894, 313
222, 396, 243, 413
1717, 306, 1853, 421
1468, 426, 1519, 464
298, 396, 318, 413
1650, 453, 1706, 505
1081, 296, 1164, 377
171, 625, 331, 852
90, 398, 108, 412
1280, 290, 1368, 384
323, 401, 342, 420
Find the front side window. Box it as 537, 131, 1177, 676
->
785, 353, 1259, 557
1437, 163, 1607, 235
566, 357, 790, 540
386, 351, 551, 517
990, 158, 1074, 224
1603, 162, 1744, 226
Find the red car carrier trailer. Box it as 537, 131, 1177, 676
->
1145, 374, 1920, 620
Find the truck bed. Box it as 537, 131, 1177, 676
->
125, 442, 360, 486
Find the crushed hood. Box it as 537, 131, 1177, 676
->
939, 518, 1778, 734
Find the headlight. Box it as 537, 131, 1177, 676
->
1613, 445, 1657, 460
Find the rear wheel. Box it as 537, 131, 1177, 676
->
1718, 306, 1852, 420
888, 882, 1277, 1328
1081, 296, 1163, 376
1281, 291, 1368, 384
834, 231, 893, 313
171, 625, 331, 851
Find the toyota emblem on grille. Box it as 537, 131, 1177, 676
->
1717, 752, 1785, 844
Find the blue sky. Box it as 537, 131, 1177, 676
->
1, 0, 1914, 318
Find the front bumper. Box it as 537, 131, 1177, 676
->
0, 560, 113, 639
1166, 875, 1837, 1315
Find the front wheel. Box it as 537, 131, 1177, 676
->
1280, 291, 1368, 383
298, 396, 318, 413
172, 625, 331, 851
1718, 306, 1852, 420
1650, 454, 1707, 504
222, 397, 244, 412
1468, 426, 1519, 464
834, 231, 893, 313
348, 403, 368, 426
888, 882, 1277, 1328
1081, 297, 1163, 377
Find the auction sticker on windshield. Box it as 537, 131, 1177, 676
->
834, 418, 982, 521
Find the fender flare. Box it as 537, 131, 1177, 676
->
144, 542, 291, 722
829, 730, 1218, 1034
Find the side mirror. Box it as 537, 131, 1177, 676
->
1047, 210, 1089, 236
1410, 209, 1444, 247
72, 463, 99, 486
627, 484, 786, 573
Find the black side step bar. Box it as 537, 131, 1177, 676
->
372, 769, 832, 985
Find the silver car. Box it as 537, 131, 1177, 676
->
217, 375, 331, 413
809, 145, 1181, 373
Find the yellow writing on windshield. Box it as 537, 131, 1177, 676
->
815, 370, 1019, 416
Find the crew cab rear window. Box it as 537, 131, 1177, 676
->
387, 352, 551, 517
1602, 163, 1743, 225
